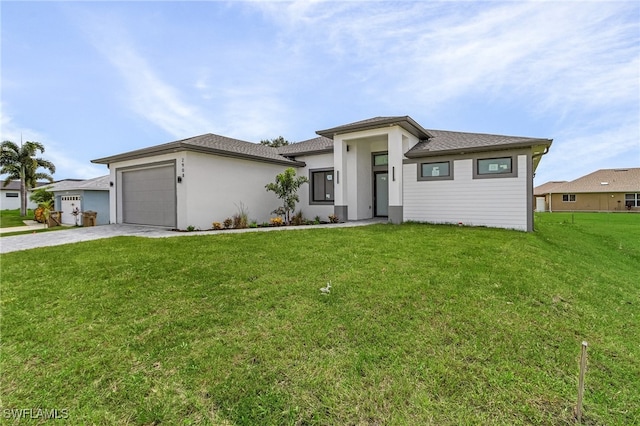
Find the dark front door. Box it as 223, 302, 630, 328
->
374, 172, 388, 217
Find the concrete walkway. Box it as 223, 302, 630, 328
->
0, 219, 386, 254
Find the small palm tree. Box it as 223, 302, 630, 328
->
0, 140, 55, 216
265, 168, 308, 225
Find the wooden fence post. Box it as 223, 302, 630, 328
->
576, 341, 588, 423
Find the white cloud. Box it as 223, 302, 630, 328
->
78, 13, 216, 139
0, 105, 106, 179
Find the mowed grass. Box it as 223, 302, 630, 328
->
1, 213, 638, 424
0, 209, 35, 228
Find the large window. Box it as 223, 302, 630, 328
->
418, 161, 453, 181
562, 194, 576, 202
477, 157, 512, 175
473, 155, 517, 179
625, 193, 639, 208
311, 169, 334, 203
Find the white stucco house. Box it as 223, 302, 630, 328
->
92, 116, 552, 231
0, 181, 48, 210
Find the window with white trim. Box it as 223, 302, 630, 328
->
5, 193, 18, 198
625, 193, 639, 208
562, 194, 576, 202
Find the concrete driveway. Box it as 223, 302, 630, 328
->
0, 220, 384, 254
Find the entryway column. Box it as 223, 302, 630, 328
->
333, 135, 348, 221
387, 127, 404, 224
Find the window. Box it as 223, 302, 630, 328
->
373, 153, 388, 166
625, 193, 639, 208
477, 157, 512, 175
418, 161, 453, 181
473, 155, 518, 179
5, 193, 19, 198
311, 170, 334, 203
562, 194, 576, 202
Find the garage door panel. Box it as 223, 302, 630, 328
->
122, 165, 176, 227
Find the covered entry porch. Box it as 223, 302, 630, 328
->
316, 117, 431, 224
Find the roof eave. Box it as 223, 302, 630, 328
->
316, 116, 433, 140
405, 139, 552, 159
92, 143, 305, 168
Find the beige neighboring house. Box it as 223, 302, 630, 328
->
535, 168, 640, 212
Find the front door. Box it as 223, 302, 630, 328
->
374, 172, 388, 217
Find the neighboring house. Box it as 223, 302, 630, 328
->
0, 181, 48, 210
533, 181, 567, 212
92, 116, 552, 231
535, 168, 640, 212
46, 175, 110, 225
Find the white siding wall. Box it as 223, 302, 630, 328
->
296, 153, 335, 221
184, 152, 294, 229
403, 154, 530, 231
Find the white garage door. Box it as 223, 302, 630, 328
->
122, 164, 177, 227
61, 195, 82, 225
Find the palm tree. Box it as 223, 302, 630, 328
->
1, 140, 56, 216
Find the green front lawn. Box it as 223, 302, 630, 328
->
1, 213, 638, 424
0, 208, 35, 228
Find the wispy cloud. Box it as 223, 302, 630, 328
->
1, 105, 105, 179
249, 0, 639, 180
77, 12, 216, 139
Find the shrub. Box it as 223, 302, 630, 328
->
233, 202, 249, 229
186, 225, 196, 232
270, 217, 284, 226
328, 214, 339, 223
291, 210, 305, 226
212, 222, 222, 230
223, 218, 233, 229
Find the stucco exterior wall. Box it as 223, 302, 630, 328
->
0, 189, 39, 210
182, 151, 290, 228
548, 192, 637, 212
296, 152, 335, 221
403, 152, 531, 231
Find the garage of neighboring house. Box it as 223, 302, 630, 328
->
60, 195, 82, 225
120, 162, 177, 227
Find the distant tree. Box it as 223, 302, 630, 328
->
260, 136, 290, 148
265, 167, 308, 225
0, 140, 56, 216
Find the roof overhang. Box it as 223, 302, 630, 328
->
316, 116, 433, 140
92, 142, 305, 168
404, 138, 553, 159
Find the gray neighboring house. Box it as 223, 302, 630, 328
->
47, 175, 110, 225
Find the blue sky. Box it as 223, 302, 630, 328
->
1, 1, 638, 185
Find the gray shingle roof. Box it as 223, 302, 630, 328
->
92, 133, 304, 167
316, 116, 433, 140
405, 129, 552, 158
1, 181, 51, 190
544, 168, 640, 193
47, 175, 110, 192
276, 137, 333, 156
